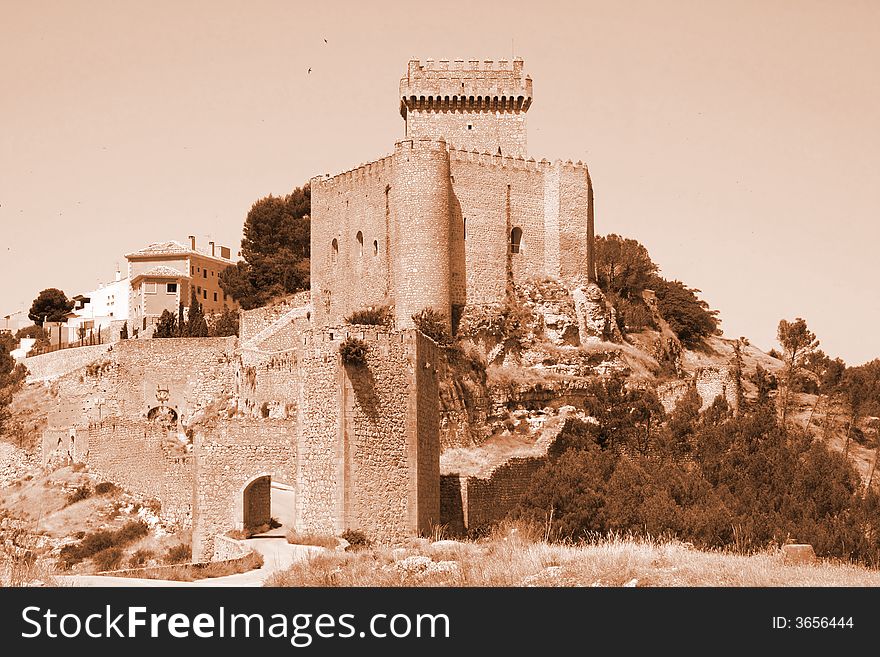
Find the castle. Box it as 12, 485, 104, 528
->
312, 58, 595, 331
28, 59, 603, 562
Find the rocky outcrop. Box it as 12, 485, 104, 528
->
572, 283, 623, 344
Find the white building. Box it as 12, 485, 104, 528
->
65, 269, 132, 345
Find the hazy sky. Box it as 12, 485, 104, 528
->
1, 1, 878, 364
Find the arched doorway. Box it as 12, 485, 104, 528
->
242, 474, 272, 531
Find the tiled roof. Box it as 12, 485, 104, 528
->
126, 241, 192, 257
132, 265, 188, 280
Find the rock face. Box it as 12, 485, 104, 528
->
572, 283, 622, 344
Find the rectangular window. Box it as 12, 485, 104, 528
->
213, 292, 218, 302
145, 282, 157, 294
191, 266, 195, 275
167, 283, 177, 294
203, 269, 207, 279
197, 286, 201, 294
203, 290, 207, 300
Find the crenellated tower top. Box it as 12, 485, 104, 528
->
399, 58, 532, 157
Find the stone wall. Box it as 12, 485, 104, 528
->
311, 142, 595, 330
192, 418, 296, 561
23, 344, 111, 383
657, 366, 739, 413
109, 337, 236, 423
440, 456, 545, 535
84, 416, 194, 527
294, 328, 440, 543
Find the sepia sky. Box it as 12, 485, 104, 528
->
1, 0, 878, 364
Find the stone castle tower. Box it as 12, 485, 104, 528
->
399, 58, 533, 157
311, 59, 595, 332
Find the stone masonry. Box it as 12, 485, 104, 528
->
28, 59, 600, 560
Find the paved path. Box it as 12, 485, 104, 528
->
61, 538, 321, 587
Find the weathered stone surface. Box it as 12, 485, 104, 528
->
782, 543, 816, 565
572, 283, 622, 344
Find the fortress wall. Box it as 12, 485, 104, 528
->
406, 110, 527, 157
24, 344, 111, 383
108, 337, 236, 422
414, 333, 442, 532
557, 162, 594, 282
296, 328, 440, 542
192, 418, 296, 561
238, 349, 301, 419
239, 291, 309, 343
84, 416, 194, 528
448, 157, 510, 306
296, 331, 343, 535
311, 157, 394, 327
440, 456, 545, 534
657, 366, 738, 413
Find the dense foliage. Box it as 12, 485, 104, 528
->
345, 306, 393, 327
652, 278, 720, 348
515, 384, 880, 565
339, 337, 369, 366
220, 186, 311, 309
594, 234, 719, 345
412, 308, 452, 345
28, 288, 74, 326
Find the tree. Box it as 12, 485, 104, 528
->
15, 325, 50, 354
28, 288, 74, 325
184, 289, 208, 337
777, 318, 820, 425
153, 310, 178, 338
220, 186, 311, 309
208, 307, 240, 337
652, 278, 720, 347
594, 234, 658, 300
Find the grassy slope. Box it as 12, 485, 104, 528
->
269, 528, 880, 587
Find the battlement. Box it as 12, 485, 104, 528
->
400, 58, 532, 118
310, 153, 394, 189
446, 145, 589, 174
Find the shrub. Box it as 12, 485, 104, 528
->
340, 529, 372, 551
65, 484, 92, 506
345, 306, 393, 327
165, 544, 192, 564
652, 277, 719, 347
93, 547, 124, 572
94, 482, 119, 495
128, 549, 155, 568
286, 530, 339, 549
339, 337, 369, 366
115, 521, 149, 544
412, 308, 452, 345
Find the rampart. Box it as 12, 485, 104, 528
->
192, 418, 297, 561
24, 344, 111, 383
440, 456, 545, 535
310, 139, 594, 328
84, 416, 194, 527
295, 327, 440, 541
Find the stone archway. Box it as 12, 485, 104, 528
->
239, 473, 272, 531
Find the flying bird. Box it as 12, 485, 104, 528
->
308, 68, 312, 74
323, 38, 327, 43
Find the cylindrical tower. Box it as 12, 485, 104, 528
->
391, 137, 452, 331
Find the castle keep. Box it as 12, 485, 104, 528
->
29, 59, 602, 561
311, 58, 595, 330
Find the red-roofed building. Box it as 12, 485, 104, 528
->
126, 236, 237, 336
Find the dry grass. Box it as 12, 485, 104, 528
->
108, 550, 264, 582
266, 524, 880, 588
286, 529, 339, 549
